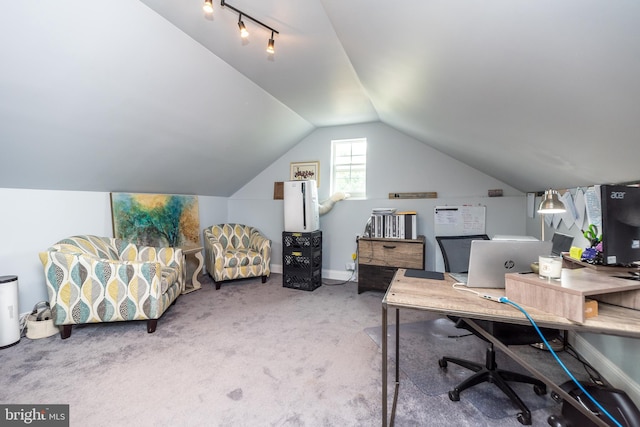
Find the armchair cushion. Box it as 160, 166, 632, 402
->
203, 223, 271, 286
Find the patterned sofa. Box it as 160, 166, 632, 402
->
39, 235, 184, 339
203, 224, 271, 289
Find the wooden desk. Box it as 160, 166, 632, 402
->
381, 269, 640, 427
506, 269, 640, 323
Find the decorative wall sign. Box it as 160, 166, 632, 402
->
290, 161, 319, 186
273, 182, 284, 200
110, 192, 201, 248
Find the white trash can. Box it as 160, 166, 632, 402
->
0, 275, 20, 348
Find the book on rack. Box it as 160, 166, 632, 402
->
369, 210, 417, 239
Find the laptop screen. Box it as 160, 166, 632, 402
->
551, 233, 574, 256
465, 240, 552, 288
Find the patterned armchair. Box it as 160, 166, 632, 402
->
203, 224, 271, 289
39, 235, 184, 339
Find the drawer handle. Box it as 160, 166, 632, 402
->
383, 245, 396, 249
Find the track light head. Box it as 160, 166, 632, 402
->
203, 0, 214, 14
238, 17, 249, 38
267, 33, 275, 54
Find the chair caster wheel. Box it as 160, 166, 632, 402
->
448, 389, 460, 401
534, 384, 547, 395
547, 414, 568, 427
517, 412, 532, 425
438, 359, 447, 369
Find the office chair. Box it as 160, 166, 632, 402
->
435, 235, 558, 425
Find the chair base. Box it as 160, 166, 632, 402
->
213, 275, 269, 290
59, 318, 160, 339
439, 345, 546, 425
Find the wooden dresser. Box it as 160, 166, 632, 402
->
357, 236, 425, 294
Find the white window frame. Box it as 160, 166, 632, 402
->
330, 138, 367, 199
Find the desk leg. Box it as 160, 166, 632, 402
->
382, 306, 401, 427
391, 309, 400, 426
462, 318, 609, 427
382, 305, 387, 427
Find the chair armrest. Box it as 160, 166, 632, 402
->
249, 232, 271, 255
203, 229, 225, 258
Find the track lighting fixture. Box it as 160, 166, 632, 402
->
238, 15, 249, 38
267, 33, 275, 54
203, 0, 279, 54
203, 0, 213, 14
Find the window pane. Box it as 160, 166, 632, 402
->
331, 138, 366, 198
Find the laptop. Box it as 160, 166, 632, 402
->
450, 240, 552, 288
551, 232, 574, 256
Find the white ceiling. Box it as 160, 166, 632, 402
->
2, 1, 639, 196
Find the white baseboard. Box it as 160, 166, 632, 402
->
570, 332, 640, 407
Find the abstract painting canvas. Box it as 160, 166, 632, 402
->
110, 192, 201, 248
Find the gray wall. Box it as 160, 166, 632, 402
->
231, 122, 526, 278
525, 191, 640, 399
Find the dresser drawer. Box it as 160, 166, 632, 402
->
358, 238, 424, 269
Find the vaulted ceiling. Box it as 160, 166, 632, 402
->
2, 1, 639, 196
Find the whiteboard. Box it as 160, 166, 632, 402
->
434, 206, 486, 236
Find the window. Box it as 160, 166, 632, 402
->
331, 138, 367, 199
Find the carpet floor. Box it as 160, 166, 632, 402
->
1, 274, 590, 426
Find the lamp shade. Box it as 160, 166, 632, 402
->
538, 189, 566, 214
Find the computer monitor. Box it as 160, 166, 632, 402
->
600, 184, 640, 266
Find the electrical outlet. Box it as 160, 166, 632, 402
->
345, 262, 356, 271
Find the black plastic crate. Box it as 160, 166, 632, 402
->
283, 269, 321, 291
283, 250, 322, 270
283, 231, 322, 250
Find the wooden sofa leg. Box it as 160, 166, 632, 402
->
215, 281, 221, 290
262, 276, 267, 283
60, 325, 72, 339
147, 319, 158, 334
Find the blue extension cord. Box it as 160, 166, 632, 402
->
497, 296, 623, 427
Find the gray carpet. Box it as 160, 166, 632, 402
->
365, 318, 588, 421
0, 274, 585, 426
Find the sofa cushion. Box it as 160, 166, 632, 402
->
222, 249, 262, 268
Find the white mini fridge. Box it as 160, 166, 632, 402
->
284, 180, 320, 232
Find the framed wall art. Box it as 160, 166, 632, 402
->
290, 161, 319, 186
110, 192, 201, 248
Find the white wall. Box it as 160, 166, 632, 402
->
231, 122, 527, 279
0, 188, 228, 313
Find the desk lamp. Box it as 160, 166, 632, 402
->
537, 189, 566, 241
